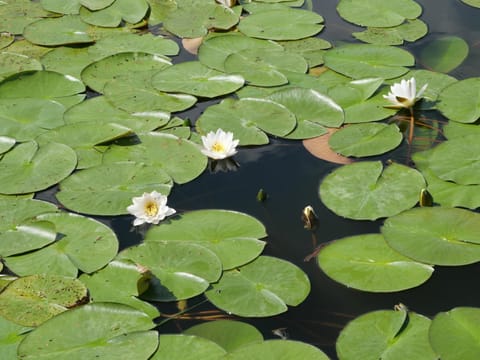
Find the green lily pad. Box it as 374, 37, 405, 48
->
336, 310, 436, 360
419, 36, 469, 73
238, 8, 324, 40
102, 132, 207, 184
80, 0, 115, 11
382, 207, 480, 266
461, 0, 480, 7
40, 46, 94, 80
0, 33, 14, 49
184, 320, 263, 352
119, 241, 222, 301
0, 97, 66, 141
0, 141, 77, 195
104, 71, 197, 113
319, 161, 426, 220
337, 0, 422, 27
56, 162, 173, 216
198, 32, 284, 72
206, 256, 310, 317
0, 0, 51, 34
278, 37, 331, 67
79, 259, 159, 319
0, 70, 85, 101
423, 136, 480, 185
224, 48, 307, 87
152, 61, 244, 98
145, 209, 267, 270
4, 212, 119, 277
413, 149, 480, 209
163, 0, 239, 38
23, 15, 94, 46
0, 198, 58, 232
323, 44, 414, 79
329, 123, 403, 157
317, 234, 433, 292
17, 303, 158, 360
64, 95, 170, 132
0, 52, 42, 80
0, 274, 88, 327
0, 136, 15, 154
226, 340, 329, 360
429, 307, 480, 360
0, 316, 31, 360
444, 121, 480, 140
40, 0, 81, 14
79, 0, 149, 27
151, 334, 226, 360
353, 19, 428, 45
81, 52, 171, 93
265, 87, 344, 139
437, 78, 480, 123
196, 98, 296, 145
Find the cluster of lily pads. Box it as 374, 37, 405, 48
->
0, 0, 479, 358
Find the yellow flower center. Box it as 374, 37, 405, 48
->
145, 201, 158, 216
212, 142, 225, 153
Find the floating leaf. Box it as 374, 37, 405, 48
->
57, 162, 173, 216
0, 315, 31, 359
266, 87, 343, 139
302, 129, 353, 164
382, 207, 480, 266
444, 121, 480, 140
0, 274, 88, 327
0, 198, 58, 233
79, 259, 159, 319
17, 303, 158, 360
23, 15, 94, 46
353, 19, 428, 45
40, 0, 81, 14
337, 0, 422, 27
152, 61, 244, 98
102, 133, 207, 184
437, 78, 480, 123
419, 36, 469, 73
80, 0, 115, 11
224, 48, 307, 87
336, 310, 436, 360
206, 256, 310, 317
319, 161, 426, 220
238, 8, 324, 40
0, 52, 42, 80
4, 212, 119, 277
461, 0, 480, 7
145, 209, 267, 270
0, 141, 77, 195
79, 0, 149, 27
324, 44, 414, 79
0, 0, 51, 34
329, 123, 403, 157
151, 334, 226, 360
0, 136, 15, 154
429, 307, 480, 360
184, 320, 263, 352
226, 340, 329, 360
278, 37, 331, 67
81, 52, 171, 93
317, 234, 433, 292
120, 241, 222, 301
196, 98, 296, 145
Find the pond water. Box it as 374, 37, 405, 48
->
101, 0, 480, 357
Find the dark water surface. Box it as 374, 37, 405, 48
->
38, 0, 480, 358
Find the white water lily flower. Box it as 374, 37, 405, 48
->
201, 128, 239, 160
127, 191, 176, 226
383, 77, 428, 109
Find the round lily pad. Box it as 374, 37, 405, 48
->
0, 316, 31, 359
0, 136, 15, 154
56, 162, 173, 216
317, 234, 433, 292
17, 303, 158, 360
328, 123, 403, 157
337, 0, 422, 27
419, 36, 469, 73
206, 256, 310, 317
0, 274, 88, 326
381, 207, 480, 266
79, 0, 149, 27
152, 61, 244, 98
226, 340, 329, 360
102, 132, 207, 184
323, 44, 414, 79
4, 212, 119, 277
0, 52, 42, 80
353, 19, 428, 46
119, 241, 222, 301
0, 141, 77, 195
336, 310, 436, 360
145, 209, 267, 270
319, 161, 426, 220
429, 307, 480, 360
238, 8, 324, 40
150, 334, 226, 360
196, 98, 297, 145
437, 78, 480, 123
